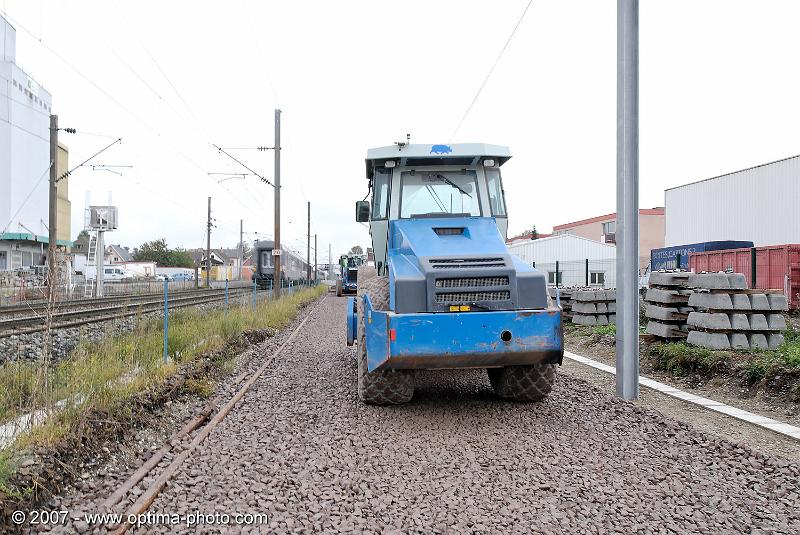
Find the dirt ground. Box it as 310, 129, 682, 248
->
564, 328, 800, 460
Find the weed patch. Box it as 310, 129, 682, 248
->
0, 285, 325, 510
593, 324, 616, 337
651, 342, 728, 376
739, 333, 800, 386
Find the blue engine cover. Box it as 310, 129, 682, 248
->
387, 217, 548, 313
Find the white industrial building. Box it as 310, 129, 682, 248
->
507, 234, 617, 288
1, 15, 62, 270
665, 155, 800, 247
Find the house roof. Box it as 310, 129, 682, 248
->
553, 208, 665, 230
106, 244, 133, 262
185, 248, 225, 266
506, 232, 552, 244
506, 232, 618, 251
220, 248, 242, 261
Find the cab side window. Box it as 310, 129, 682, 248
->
372, 169, 390, 220
485, 168, 507, 217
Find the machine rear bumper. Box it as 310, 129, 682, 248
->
342, 283, 358, 295
362, 295, 563, 372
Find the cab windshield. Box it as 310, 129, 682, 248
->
399, 170, 480, 218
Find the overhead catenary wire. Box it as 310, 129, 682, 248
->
2, 8, 266, 225
58, 138, 123, 181
122, 23, 275, 222
449, 0, 534, 142
134, 32, 199, 123
112, 50, 196, 130
213, 145, 274, 187
238, 0, 281, 108
4, 6, 282, 246
121, 4, 290, 233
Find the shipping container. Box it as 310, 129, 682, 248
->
689, 244, 800, 309
650, 241, 753, 271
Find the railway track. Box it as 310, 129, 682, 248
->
103, 296, 323, 534
0, 288, 254, 338
0, 285, 251, 317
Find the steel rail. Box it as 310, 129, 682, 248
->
0, 289, 253, 338
0, 286, 249, 316
107, 296, 324, 534
0, 289, 250, 328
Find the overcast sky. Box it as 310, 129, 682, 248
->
3, 0, 799, 263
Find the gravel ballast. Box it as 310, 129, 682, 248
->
40, 296, 800, 533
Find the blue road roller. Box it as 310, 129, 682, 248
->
345, 143, 563, 404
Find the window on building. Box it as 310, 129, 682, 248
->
590, 271, 605, 286
547, 271, 562, 285
602, 221, 616, 234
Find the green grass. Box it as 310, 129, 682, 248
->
0, 449, 17, 498
0, 285, 326, 449
651, 323, 800, 385
742, 330, 800, 383
652, 342, 728, 376
592, 324, 616, 336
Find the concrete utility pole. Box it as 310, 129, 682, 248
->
273, 109, 282, 297
328, 243, 332, 281
47, 115, 58, 297
206, 197, 212, 288
616, 0, 640, 400
306, 201, 311, 281
314, 234, 318, 281
239, 219, 244, 281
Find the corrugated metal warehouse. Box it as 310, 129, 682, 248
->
665, 155, 800, 247
507, 234, 616, 288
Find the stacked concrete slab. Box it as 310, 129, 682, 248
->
571, 289, 616, 326
644, 271, 693, 339
685, 272, 788, 350
548, 287, 573, 319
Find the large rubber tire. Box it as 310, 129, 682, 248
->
356, 270, 414, 405
487, 364, 556, 402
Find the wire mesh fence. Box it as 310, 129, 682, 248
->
0, 273, 217, 307
0, 271, 321, 454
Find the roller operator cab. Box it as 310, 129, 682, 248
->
345, 143, 563, 405
336, 253, 365, 296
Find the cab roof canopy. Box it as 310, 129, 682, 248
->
365, 143, 511, 178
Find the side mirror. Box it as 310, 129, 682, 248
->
355, 201, 370, 222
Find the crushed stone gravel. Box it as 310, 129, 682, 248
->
38, 296, 800, 533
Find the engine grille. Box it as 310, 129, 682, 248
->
435, 276, 509, 288
429, 258, 506, 269
435, 291, 510, 304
